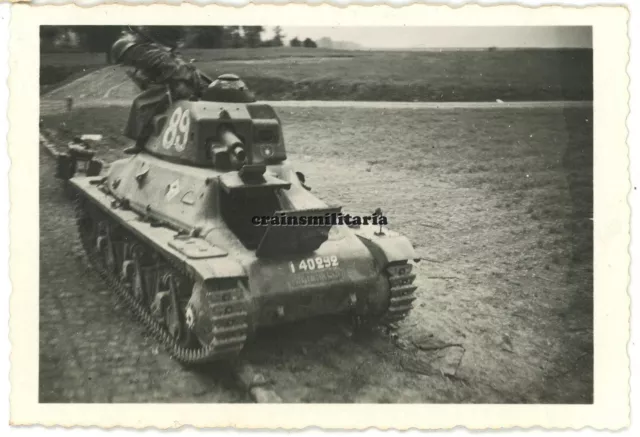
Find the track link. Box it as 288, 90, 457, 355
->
382, 263, 418, 323
74, 194, 249, 365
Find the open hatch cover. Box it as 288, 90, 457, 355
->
255, 207, 342, 258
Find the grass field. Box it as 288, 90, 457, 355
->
40, 52, 110, 94
40, 104, 593, 402
41, 47, 592, 101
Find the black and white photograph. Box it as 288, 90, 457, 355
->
37, 22, 595, 404
7, 2, 631, 430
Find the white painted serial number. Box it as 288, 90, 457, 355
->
290, 256, 339, 273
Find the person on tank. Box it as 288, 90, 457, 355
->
110, 30, 209, 154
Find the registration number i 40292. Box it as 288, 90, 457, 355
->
289, 256, 339, 273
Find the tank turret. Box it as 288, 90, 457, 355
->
142, 74, 285, 171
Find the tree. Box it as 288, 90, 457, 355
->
290, 37, 301, 47
68, 26, 124, 61
317, 37, 333, 49
141, 26, 185, 47
303, 38, 317, 48
224, 26, 245, 49
184, 26, 225, 48
40, 26, 62, 52
242, 26, 264, 48
271, 26, 285, 47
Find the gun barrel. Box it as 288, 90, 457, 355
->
218, 125, 246, 163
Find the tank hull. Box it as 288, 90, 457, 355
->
70, 153, 418, 363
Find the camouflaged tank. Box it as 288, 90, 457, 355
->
60, 74, 420, 364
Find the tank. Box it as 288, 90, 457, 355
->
60, 74, 420, 365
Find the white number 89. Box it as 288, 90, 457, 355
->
162, 107, 190, 151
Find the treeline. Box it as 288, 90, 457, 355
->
40, 26, 318, 57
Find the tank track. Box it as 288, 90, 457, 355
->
74, 194, 249, 365
381, 263, 418, 324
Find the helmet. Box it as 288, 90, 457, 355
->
110, 35, 137, 64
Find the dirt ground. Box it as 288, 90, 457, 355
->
39, 99, 592, 403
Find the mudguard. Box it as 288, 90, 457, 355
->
354, 224, 417, 266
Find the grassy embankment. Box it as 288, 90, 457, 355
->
41, 47, 592, 101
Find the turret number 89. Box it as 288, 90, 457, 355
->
289, 256, 339, 273
162, 107, 191, 152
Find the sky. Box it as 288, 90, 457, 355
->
266, 26, 592, 49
